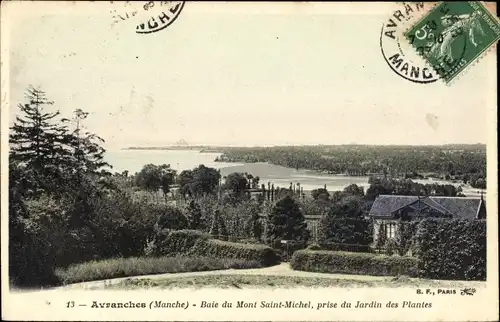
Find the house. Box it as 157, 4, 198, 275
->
369, 194, 486, 242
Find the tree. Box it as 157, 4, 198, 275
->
251, 176, 260, 189
394, 221, 418, 256
9, 86, 72, 194
375, 223, 387, 250
10, 86, 66, 171
224, 172, 248, 195
135, 164, 162, 192
185, 200, 202, 229
61, 109, 110, 176
135, 164, 176, 201
317, 197, 372, 246
266, 195, 309, 242
159, 164, 176, 200
343, 184, 365, 197
250, 211, 263, 241
209, 209, 228, 240
154, 204, 188, 231
178, 165, 221, 198
178, 170, 194, 199
311, 188, 330, 201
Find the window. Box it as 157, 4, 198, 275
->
385, 222, 396, 239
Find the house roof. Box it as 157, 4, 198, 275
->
369, 195, 484, 220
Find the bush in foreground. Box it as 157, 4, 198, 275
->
413, 218, 486, 281
191, 239, 281, 267
291, 250, 418, 277
55, 256, 261, 285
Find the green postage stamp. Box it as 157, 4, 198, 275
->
405, 1, 500, 83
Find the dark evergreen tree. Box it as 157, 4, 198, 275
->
317, 197, 372, 246
209, 209, 228, 240
375, 223, 388, 250
61, 109, 110, 175
266, 195, 309, 242
10, 86, 66, 170
250, 211, 263, 241
186, 200, 202, 229
9, 87, 72, 194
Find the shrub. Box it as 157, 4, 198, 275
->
150, 229, 209, 256
291, 250, 419, 277
413, 218, 486, 280
154, 204, 189, 231
307, 244, 322, 250
394, 221, 418, 256
384, 239, 398, 256
191, 239, 281, 267
319, 243, 374, 253
55, 256, 262, 285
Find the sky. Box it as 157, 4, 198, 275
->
5, 2, 497, 149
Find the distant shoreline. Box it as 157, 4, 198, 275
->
123, 146, 225, 153
124, 143, 486, 150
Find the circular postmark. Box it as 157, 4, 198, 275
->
136, 1, 185, 34
380, 2, 439, 84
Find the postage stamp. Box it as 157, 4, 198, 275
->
405, 1, 500, 83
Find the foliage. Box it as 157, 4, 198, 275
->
55, 256, 261, 285
412, 218, 486, 280
190, 239, 281, 267
135, 164, 176, 198
266, 196, 309, 243
61, 108, 110, 174
154, 204, 188, 231
311, 188, 330, 201
307, 244, 322, 250
317, 196, 372, 246
9, 86, 66, 172
366, 177, 460, 201
88, 190, 159, 259
185, 200, 203, 230
223, 172, 248, 196
384, 238, 398, 256
177, 165, 221, 198
291, 250, 419, 277
394, 221, 419, 256
209, 209, 228, 240
375, 222, 387, 249
343, 184, 365, 197
218, 199, 263, 240
216, 144, 486, 182
8, 190, 61, 286
148, 230, 210, 256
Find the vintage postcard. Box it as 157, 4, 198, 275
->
1, 1, 498, 321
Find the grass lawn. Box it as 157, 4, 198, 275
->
106, 274, 485, 289
55, 256, 262, 285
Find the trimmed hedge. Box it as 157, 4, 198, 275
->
413, 218, 486, 281
307, 244, 322, 250
191, 239, 281, 267
151, 230, 209, 256
291, 250, 419, 277
55, 256, 262, 285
